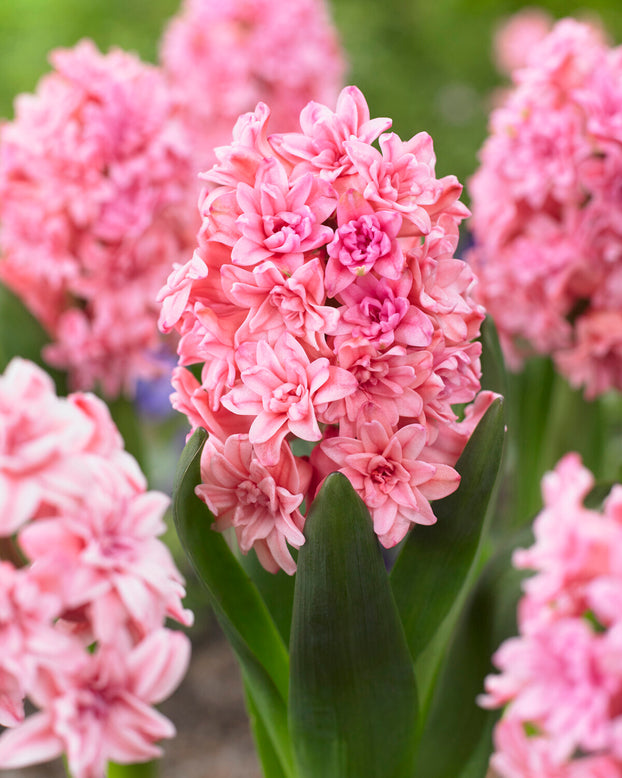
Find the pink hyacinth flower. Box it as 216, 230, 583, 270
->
0, 40, 195, 396
0, 359, 95, 534
0, 629, 190, 778
222, 333, 357, 466
274, 84, 392, 184
18, 467, 192, 643
320, 418, 460, 547
220, 257, 340, 353
197, 435, 311, 575
232, 158, 336, 271
335, 271, 434, 351
325, 189, 404, 297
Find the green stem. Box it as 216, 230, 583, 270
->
106, 761, 158, 778
501, 356, 614, 534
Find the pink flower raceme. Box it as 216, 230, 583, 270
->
492, 8, 554, 76
469, 19, 622, 397
0, 40, 195, 396
159, 85, 494, 574
480, 454, 622, 777
159, 0, 345, 173
0, 358, 192, 778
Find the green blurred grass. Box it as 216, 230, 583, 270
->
1, 0, 622, 188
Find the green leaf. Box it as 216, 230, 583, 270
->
478, 315, 507, 397
244, 681, 289, 778
0, 282, 67, 394
236, 547, 296, 646
390, 398, 505, 675
106, 762, 157, 778
412, 530, 531, 778
172, 428, 294, 776
289, 472, 418, 778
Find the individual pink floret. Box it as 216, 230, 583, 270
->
232, 158, 336, 271
0, 39, 195, 396
481, 454, 622, 777
319, 419, 459, 547
274, 84, 392, 185
469, 18, 622, 396
325, 190, 404, 296
222, 333, 357, 466
221, 258, 340, 353
197, 435, 311, 574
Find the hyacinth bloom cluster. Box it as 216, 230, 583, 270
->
159, 0, 345, 173
492, 8, 554, 77
469, 19, 622, 398
158, 85, 495, 575
0, 358, 192, 778
481, 454, 622, 777
0, 39, 195, 397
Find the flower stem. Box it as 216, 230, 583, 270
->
106, 762, 158, 778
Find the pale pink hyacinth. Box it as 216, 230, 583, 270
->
0, 358, 192, 777
480, 454, 622, 777
469, 19, 622, 397
159, 0, 345, 174
0, 39, 195, 396
159, 85, 496, 574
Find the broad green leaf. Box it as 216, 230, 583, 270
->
413, 530, 531, 778
244, 681, 289, 778
107, 762, 157, 778
172, 428, 294, 775
479, 315, 507, 397
390, 398, 505, 673
236, 547, 296, 645
289, 472, 418, 778
226, 621, 294, 778
0, 282, 67, 394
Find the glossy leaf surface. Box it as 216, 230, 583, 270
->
289, 472, 418, 778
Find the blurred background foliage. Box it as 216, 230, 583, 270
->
1, 0, 622, 190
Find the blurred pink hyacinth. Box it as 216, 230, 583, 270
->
481, 454, 622, 777
0, 358, 192, 778
492, 7, 554, 76
469, 18, 622, 398
159, 0, 346, 174
158, 85, 496, 575
0, 39, 196, 397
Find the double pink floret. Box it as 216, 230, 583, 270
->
481, 454, 622, 777
469, 19, 622, 397
159, 85, 494, 574
0, 358, 192, 778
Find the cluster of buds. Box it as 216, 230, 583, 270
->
469, 19, 622, 397
159, 85, 494, 574
0, 358, 192, 778
481, 454, 622, 777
